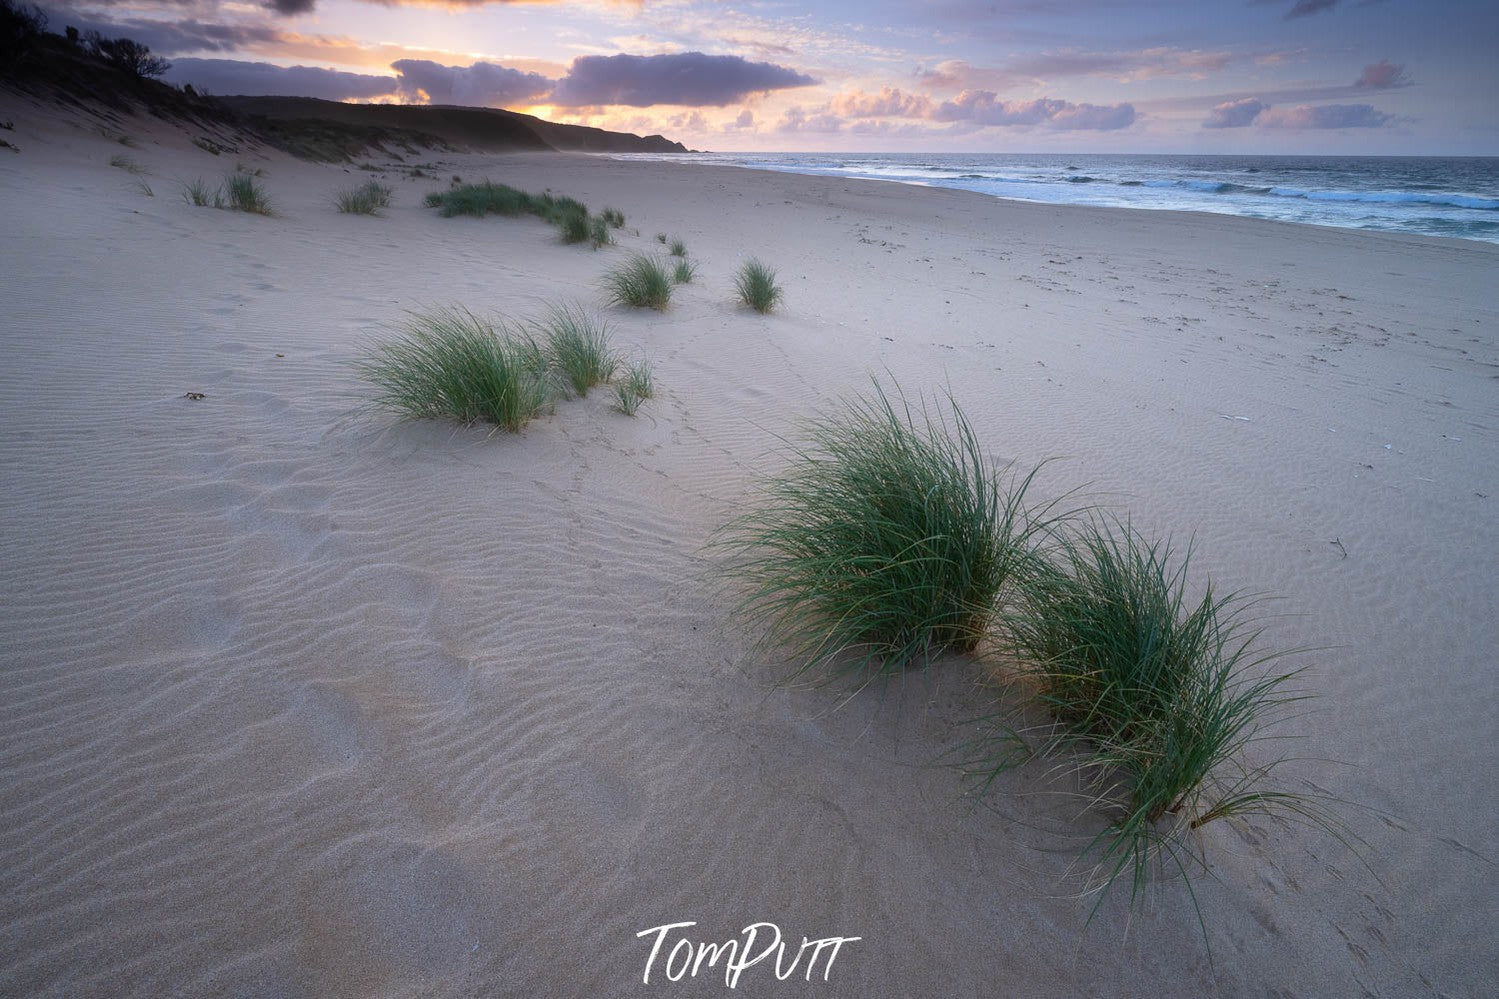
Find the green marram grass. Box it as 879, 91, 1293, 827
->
601, 207, 626, 228
721, 381, 1061, 680
604, 253, 674, 310
672, 258, 697, 284
354, 306, 550, 432
224, 172, 273, 215
109, 154, 144, 174
335, 180, 393, 215
612, 360, 654, 416
182, 177, 222, 208
534, 303, 618, 397
560, 210, 591, 245
734, 257, 783, 314
425, 182, 601, 247
978, 517, 1341, 924
589, 214, 613, 249
668, 237, 687, 258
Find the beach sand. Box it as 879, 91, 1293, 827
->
2, 98, 1497, 997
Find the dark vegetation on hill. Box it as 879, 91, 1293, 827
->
1, 0, 691, 161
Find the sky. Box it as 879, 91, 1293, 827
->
34, 0, 1499, 154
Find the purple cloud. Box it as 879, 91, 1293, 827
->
1204, 97, 1270, 128
933, 91, 1136, 130
1256, 103, 1393, 128
777, 108, 843, 134
1355, 60, 1409, 89
549, 52, 816, 107
164, 58, 397, 100
392, 59, 552, 107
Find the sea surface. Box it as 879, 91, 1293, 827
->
609, 152, 1499, 245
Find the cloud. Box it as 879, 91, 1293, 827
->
777, 108, 842, 134
726, 109, 755, 130
1355, 60, 1409, 89
549, 51, 815, 107
1204, 97, 1270, 128
916, 46, 1232, 92
829, 87, 932, 119
933, 91, 1136, 130
391, 59, 551, 106
1285, 0, 1338, 17
266, 0, 315, 14
164, 58, 397, 100
1255, 103, 1393, 128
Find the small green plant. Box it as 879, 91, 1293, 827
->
721, 381, 1062, 680
655, 232, 667, 244
589, 215, 613, 249
181, 177, 222, 208
612, 360, 654, 416
601, 207, 625, 228
560, 210, 591, 245
668, 237, 687, 258
535, 303, 618, 397
109, 154, 143, 174
335, 180, 393, 215
224, 172, 273, 215
354, 306, 551, 432
978, 518, 1335, 922
734, 258, 783, 314
604, 253, 674, 310
671, 258, 697, 284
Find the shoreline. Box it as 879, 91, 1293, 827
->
2, 102, 1496, 997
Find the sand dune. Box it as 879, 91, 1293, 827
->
2, 96, 1497, 997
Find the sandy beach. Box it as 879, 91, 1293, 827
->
2, 100, 1497, 997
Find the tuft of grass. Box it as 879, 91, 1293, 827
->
981, 518, 1335, 920
734, 257, 783, 314
655, 232, 667, 244
354, 306, 551, 432
535, 303, 618, 397
601, 207, 626, 228
224, 172, 273, 215
589, 214, 613, 249
109, 154, 144, 174
181, 177, 222, 208
604, 253, 674, 310
671, 258, 697, 284
427, 182, 606, 249
136, 178, 154, 198
668, 237, 687, 258
720, 381, 1062, 680
612, 360, 654, 416
335, 180, 393, 215
560, 209, 591, 245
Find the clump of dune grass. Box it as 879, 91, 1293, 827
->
354, 306, 550, 432
604, 253, 674, 310
335, 180, 393, 215
560, 209, 591, 245
224, 172, 273, 215
980, 518, 1336, 918
668, 237, 687, 258
655, 232, 667, 244
672, 258, 697, 284
721, 381, 1062, 681
109, 154, 144, 174
535, 303, 618, 397
182, 177, 222, 208
734, 257, 783, 314
601, 207, 625, 228
589, 215, 614, 249
612, 360, 654, 416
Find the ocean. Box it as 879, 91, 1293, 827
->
609, 152, 1499, 245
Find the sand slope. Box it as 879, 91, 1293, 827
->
2, 97, 1497, 997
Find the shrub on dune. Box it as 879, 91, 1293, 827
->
721, 381, 1059, 680
612, 360, 654, 416
985, 518, 1334, 913
355, 306, 550, 432
535, 303, 618, 397
604, 253, 674, 310
734, 257, 783, 314
335, 180, 393, 215
224, 172, 272, 215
